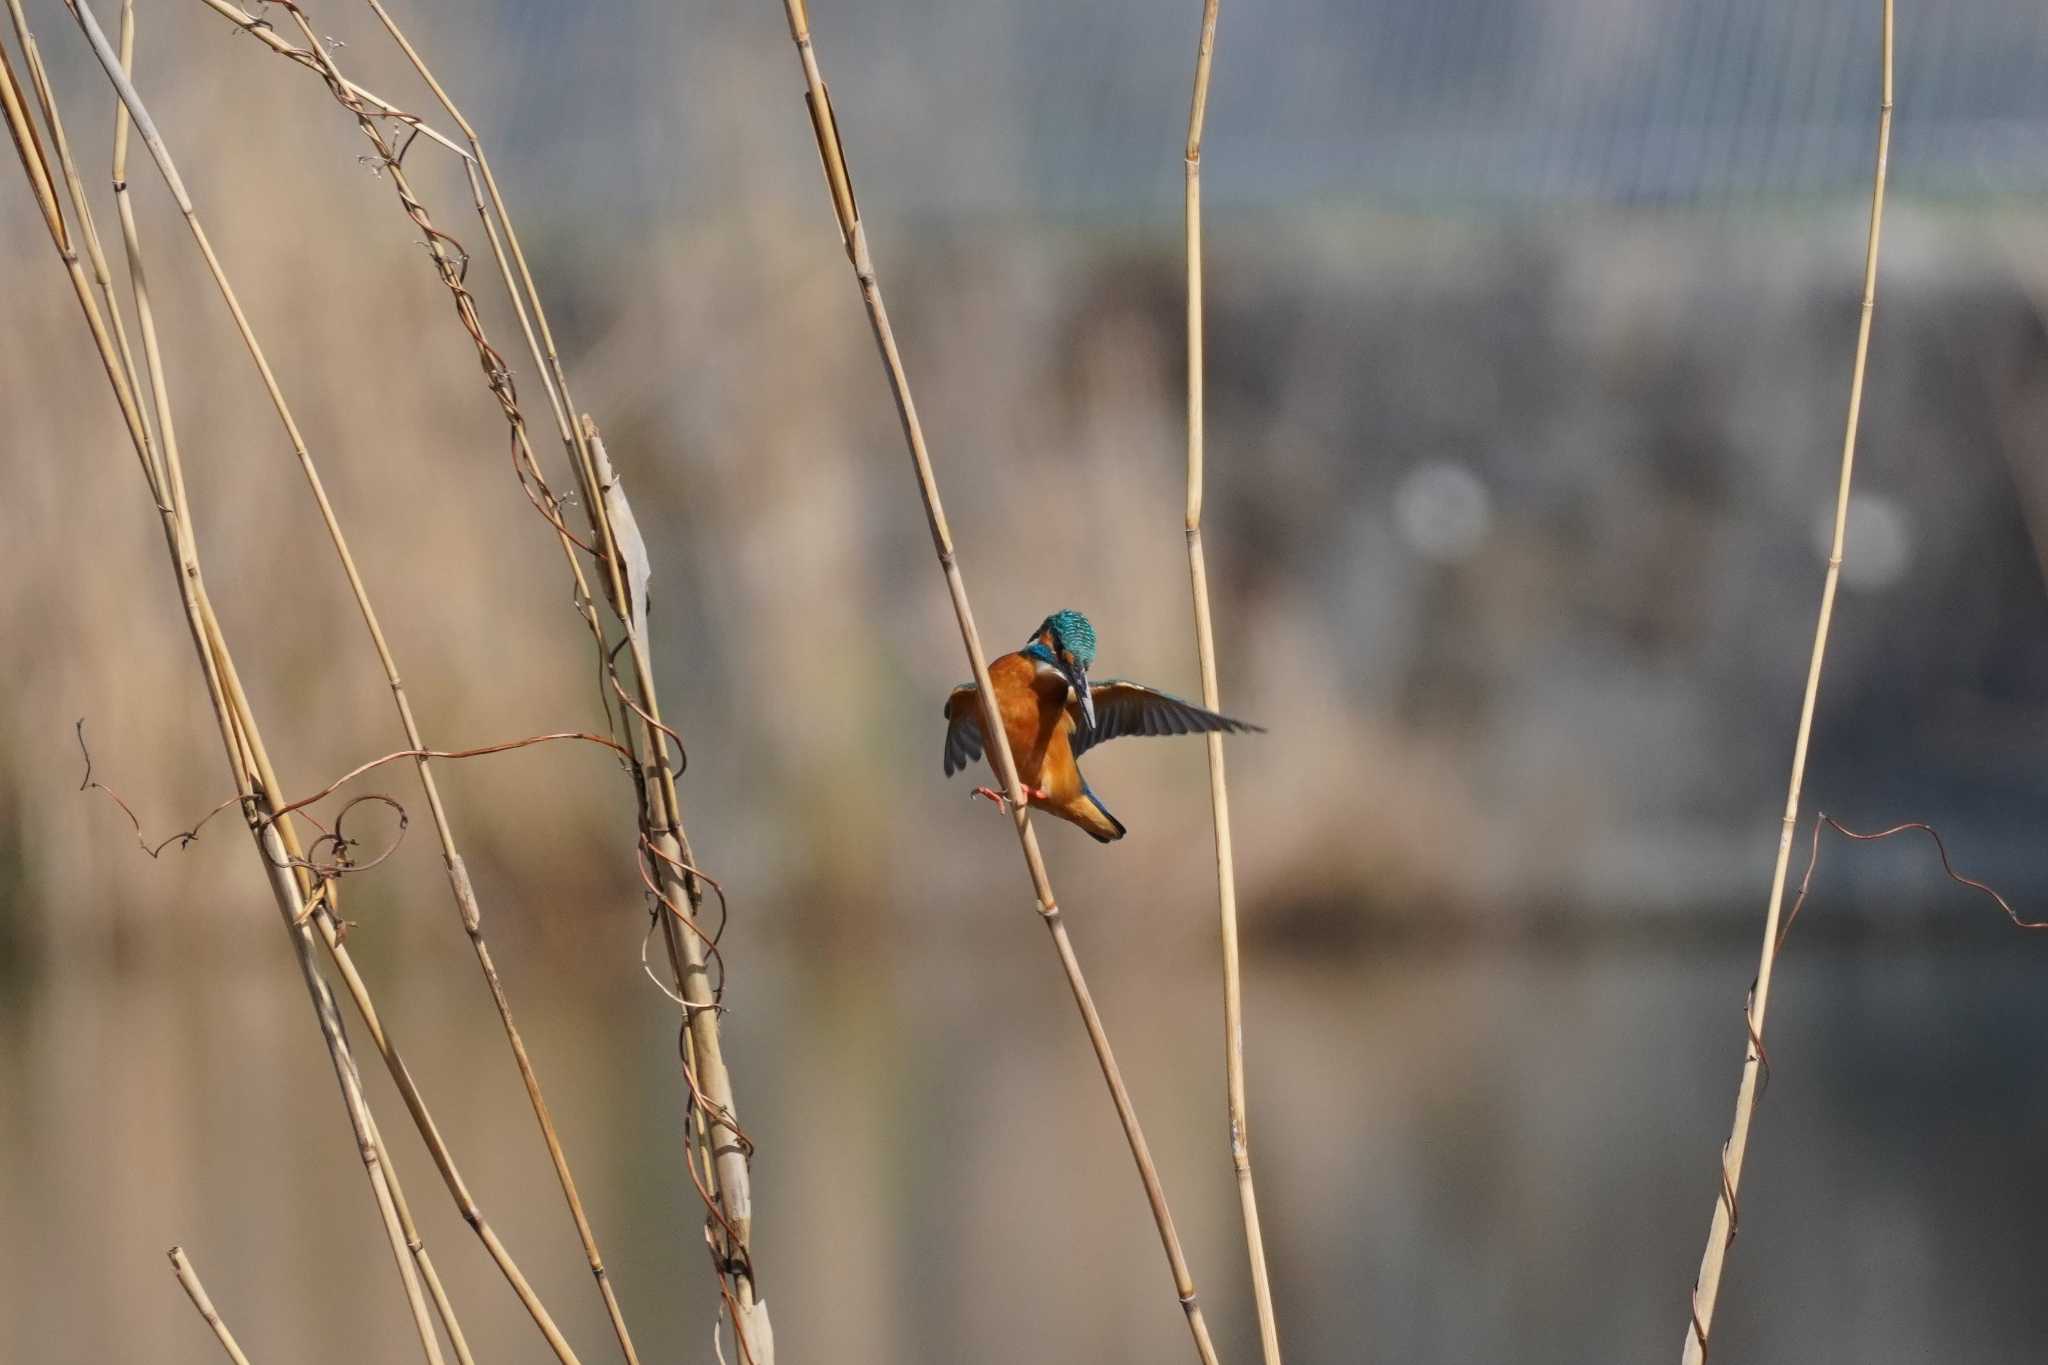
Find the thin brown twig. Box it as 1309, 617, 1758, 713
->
192, 0, 469, 158
1681, 5, 1893, 1360
1684, 809, 2046, 1274
77, 720, 629, 854
771, 3, 1222, 1359
77, 719, 230, 856
276, 792, 408, 879
635, 843, 731, 1002
1777, 813, 2048, 952
265, 731, 631, 822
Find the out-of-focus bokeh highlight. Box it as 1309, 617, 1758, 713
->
8, 1, 2048, 1361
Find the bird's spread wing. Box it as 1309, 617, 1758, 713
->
942, 684, 986, 777
1069, 681, 1265, 759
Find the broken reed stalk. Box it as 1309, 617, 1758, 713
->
168, 1246, 257, 1365
191, 2, 772, 1351
38, 4, 597, 1360
2, 33, 449, 1365
1680, 4, 1893, 1361
771, 3, 1220, 1361
1180, 7, 1283, 1364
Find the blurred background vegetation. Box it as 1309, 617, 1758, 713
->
7, 1, 2048, 1361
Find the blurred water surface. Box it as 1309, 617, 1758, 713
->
10, 928, 2048, 1363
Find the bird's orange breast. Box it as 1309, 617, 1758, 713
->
982, 653, 1078, 793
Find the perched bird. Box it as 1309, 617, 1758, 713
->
941, 609, 1263, 842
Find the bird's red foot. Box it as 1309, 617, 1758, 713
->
971, 784, 1048, 812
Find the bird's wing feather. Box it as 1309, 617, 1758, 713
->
1068, 680, 1265, 759
942, 684, 986, 777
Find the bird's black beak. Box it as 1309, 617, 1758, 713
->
1067, 659, 1095, 731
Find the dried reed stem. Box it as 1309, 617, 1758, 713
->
1680, 5, 1893, 1360
772, 3, 1221, 1359
1180, 8, 1282, 1363
168, 1246, 256, 1365
3, 22, 448, 1365
47, 4, 594, 1358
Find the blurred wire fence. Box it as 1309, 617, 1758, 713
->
563, 0, 2048, 215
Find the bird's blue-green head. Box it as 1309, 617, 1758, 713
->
1026, 609, 1098, 728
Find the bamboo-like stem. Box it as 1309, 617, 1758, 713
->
771, 4, 1220, 1360
4, 26, 444, 1365
51, 5, 590, 1359
1680, 6, 1893, 1361
168, 1246, 257, 1365
1181, 8, 1282, 1364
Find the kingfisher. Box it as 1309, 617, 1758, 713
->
941, 609, 1263, 842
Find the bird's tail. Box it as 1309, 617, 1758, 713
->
1076, 783, 1127, 843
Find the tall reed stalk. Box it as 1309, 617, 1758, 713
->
1179, 7, 1283, 1363
769, 3, 1221, 1361
1680, 4, 1893, 1360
